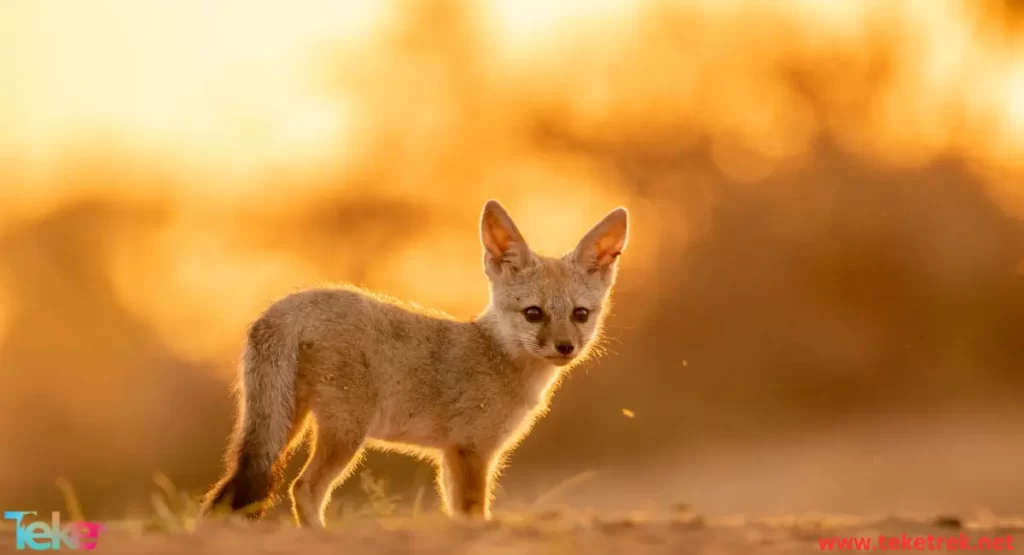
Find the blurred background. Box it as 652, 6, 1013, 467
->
1, 0, 1023, 520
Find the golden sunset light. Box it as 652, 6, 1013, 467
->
1, 1, 1023, 553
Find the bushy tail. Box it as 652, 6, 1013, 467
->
202, 317, 299, 519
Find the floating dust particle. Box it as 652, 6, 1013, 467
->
622, 408, 635, 418
682, 360, 688, 366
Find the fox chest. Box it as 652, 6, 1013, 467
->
491, 370, 561, 442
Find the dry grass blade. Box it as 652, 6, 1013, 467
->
55, 477, 85, 522
531, 471, 598, 510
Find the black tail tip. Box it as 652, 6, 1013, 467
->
201, 474, 273, 520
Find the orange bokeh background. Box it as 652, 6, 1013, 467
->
1, 0, 1022, 518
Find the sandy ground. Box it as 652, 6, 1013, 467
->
510, 411, 1024, 518
1, 512, 1020, 555
2, 414, 1021, 553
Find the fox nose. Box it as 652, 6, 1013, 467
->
555, 342, 575, 356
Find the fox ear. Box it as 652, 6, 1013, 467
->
574, 207, 628, 279
480, 200, 532, 277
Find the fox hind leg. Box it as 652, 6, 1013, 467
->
290, 416, 366, 528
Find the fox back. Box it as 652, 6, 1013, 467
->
202, 199, 629, 526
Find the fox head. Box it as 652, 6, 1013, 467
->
479, 200, 628, 366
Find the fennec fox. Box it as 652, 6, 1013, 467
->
202, 200, 629, 527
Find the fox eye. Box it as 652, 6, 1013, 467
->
572, 307, 590, 323
523, 306, 544, 323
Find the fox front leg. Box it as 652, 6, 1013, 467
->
438, 446, 494, 518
